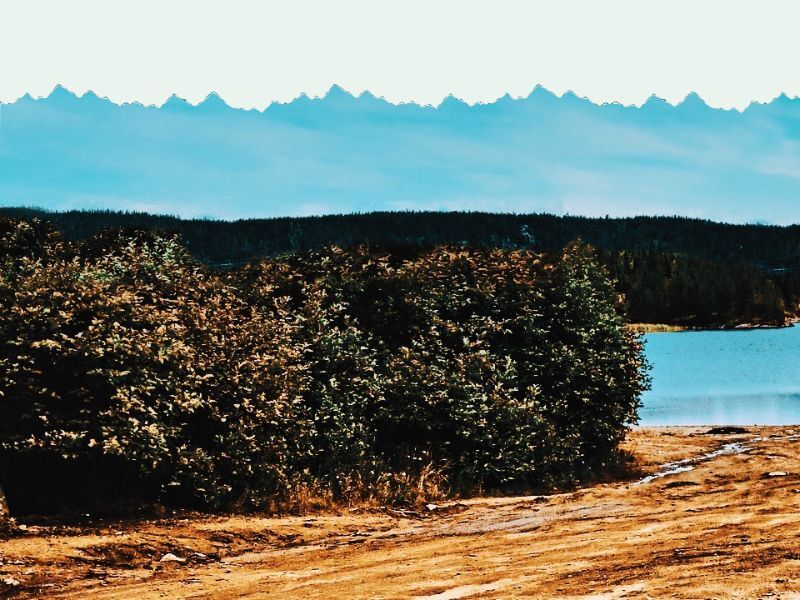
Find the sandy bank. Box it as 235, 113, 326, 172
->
2, 426, 800, 598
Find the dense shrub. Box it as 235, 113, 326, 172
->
0, 218, 649, 515
0, 223, 304, 512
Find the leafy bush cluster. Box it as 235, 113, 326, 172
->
0, 218, 649, 515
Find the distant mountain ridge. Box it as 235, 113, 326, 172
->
2, 85, 800, 223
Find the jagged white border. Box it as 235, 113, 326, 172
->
6, 84, 800, 113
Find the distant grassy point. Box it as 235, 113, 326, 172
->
627, 323, 687, 333
628, 321, 797, 333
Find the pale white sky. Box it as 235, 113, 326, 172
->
2, 0, 799, 109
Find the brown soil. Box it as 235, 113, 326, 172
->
3, 426, 800, 599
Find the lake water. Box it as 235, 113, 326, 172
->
639, 326, 800, 426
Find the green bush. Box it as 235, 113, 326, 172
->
0, 219, 649, 515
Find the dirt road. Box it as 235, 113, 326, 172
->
3, 427, 800, 599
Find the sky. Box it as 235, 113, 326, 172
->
2, 1, 800, 223
3, 86, 800, 223
2, 0, 800, 110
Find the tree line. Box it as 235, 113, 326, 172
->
2, 208, 797, 327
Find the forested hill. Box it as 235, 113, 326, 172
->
2, 208, 799, 327
3, 208, 800, 267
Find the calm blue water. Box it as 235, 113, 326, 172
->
640, 326, 800, 426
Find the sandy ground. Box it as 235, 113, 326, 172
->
3, 426, 800, 599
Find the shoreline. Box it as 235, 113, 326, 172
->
3, 426, 800, 598
628, 320, 797, 333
